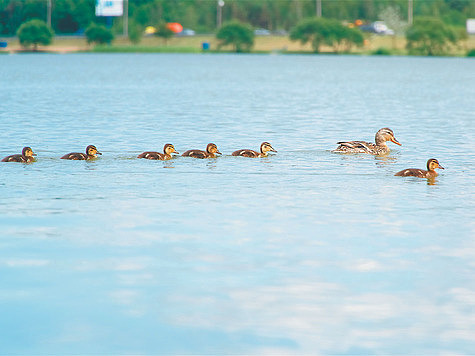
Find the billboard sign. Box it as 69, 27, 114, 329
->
467, 19, 475, 34
96, 0, 123, 17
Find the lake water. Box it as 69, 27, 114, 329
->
1, 53, 474, 354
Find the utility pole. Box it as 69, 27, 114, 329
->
217, 0, 224, 28
316, 0, 322, 17
47, 0, 52, 27
408, 0, 413, 25
123, 0, 128, 37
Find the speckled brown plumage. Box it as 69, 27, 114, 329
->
232, 142, 277, 158
138, 144, 178, 160
2, 147, 36, 163
333, 128, 401, 155
395, 158, 444, 178
182, 143, 221, 159
61, 145, 102, 160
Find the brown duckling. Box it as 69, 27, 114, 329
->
182, 143, 221, 159
137, 144, 179, 160
395, 158, 444, 178
232, 142, 277, 157
1, 147, 36, 163
61, 145, 102, 160
333, 128, 401, 155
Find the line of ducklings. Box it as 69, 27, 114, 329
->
1, 128, 444, 179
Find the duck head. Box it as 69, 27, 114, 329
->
206, 143, 221, 155
260, 142, 277, 154
164, 143, 179, 155
86, 145, 102, 157
375, 128, 401, 146
22, 147, 36, 157
427, 158, 444, 172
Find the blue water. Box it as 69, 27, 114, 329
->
1, 53, 474, 354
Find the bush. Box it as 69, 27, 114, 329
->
154, 22, 174, 45
406, 17, 458, 56
128, 22, 143, 45
17, 19, 54, 51
290, 17, 363, 53
372, 47, 392, 55
468, 49, 475, 57
216, 21, 254, 52
85, 23, 114, 45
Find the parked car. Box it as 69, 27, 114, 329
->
254, 28, 271, 36
177, 28, 196, 36
359, 21, 394, 35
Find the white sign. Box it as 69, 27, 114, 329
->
467, 19, 475, 34
96, 0, 123, 17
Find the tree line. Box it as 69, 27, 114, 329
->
1, 0, 474, 36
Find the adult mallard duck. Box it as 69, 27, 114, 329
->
333, 128, 401, 155
137, 144, 179, 160
182, 143, 221, 159
61, 145, 102, 160
1, 147, 36, 163
232, 142, 277, 157
395, 158, 444, 178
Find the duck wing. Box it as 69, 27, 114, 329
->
394, 168, 426, 178
232, 149, 259, 157
137, 151, 163, 160
61, 152, 87, 160
1, 154, 26, 162
336, 141, 374, 153
182, 149, 207, 159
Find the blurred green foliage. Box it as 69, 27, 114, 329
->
16, 18, 53, 50
290, 17, 363, 53
406, 17, 459, 55
1, 0, 474, 36
216, 20, 254, 52
85, 22, 113, 45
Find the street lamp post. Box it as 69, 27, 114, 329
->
316, 0, 322, 17
47, 0, 52, 27
217, 0, 224, 28
408, 0, 413, 25
123, 0, 128, 36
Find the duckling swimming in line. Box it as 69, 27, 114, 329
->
333, 128, 401, 155
1, 147, 36, 163
395, 158, 444, 178
61, 145, 102, 160
182, 143, 221, 159
232, 142, 277, 157
138, 144, 179, 160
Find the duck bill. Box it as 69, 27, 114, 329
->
173, 151, 180, 155
438, 165, 445, 170
391, 137, 402, 146
271, 148, 277, 153
32, 153, 37, 156
96, 152, 102, 155
216, 151, 222, 155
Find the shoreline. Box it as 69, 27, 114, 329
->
1, 34, 474, 56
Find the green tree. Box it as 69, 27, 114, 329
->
16, 19, 54, 51
128, 21, 143, 44
154, 21, 174, 44
290, 17, 363, 53
406, 17, 458, 56
216, 20, 254, 52
85, 23, 114, 45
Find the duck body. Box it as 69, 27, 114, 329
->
61, 145, 102, 160
2, 147, 36, 163
138, 144, 178, 160
182, 143, 221, 159
232, 142, 277, 158
395, 158, 444, 178
333, 128, 401, 155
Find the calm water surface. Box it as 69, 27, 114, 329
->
0, 53, 474, 354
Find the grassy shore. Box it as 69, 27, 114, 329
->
2, 34, 475, 56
